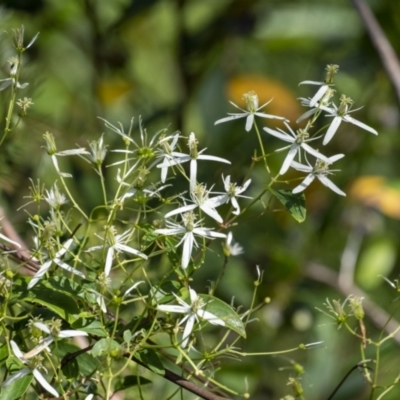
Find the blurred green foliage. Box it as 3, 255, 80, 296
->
1, 0, 400, 398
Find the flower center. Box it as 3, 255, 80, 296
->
242, 91, 259, 113
295, 129, 309, 144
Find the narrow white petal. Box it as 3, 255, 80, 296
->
280, 145, 298, 175
296, 108, 317, 123
182, 314, 196, 348
22, 337, 53, 359
0, 233, 21, 248
115, 243, 147, 259
200, 205, 223, 223
292, 174, 316, 193
157, 304, 187, 313
328, 154, 345, 163
165, 204, 197, 219
189, 288, 198, 303
245, 114, 254, 131
210, 194, 229, 208
56, 238, 74, 258
343, 115, 378, 134
58, 330, 88, 338
57, 149, 90, 156
56, 260, 85, 278
318, 175, 346, 196
10, 340, 24, 359
190, 159, 197, 192
197, 310, 225, 326
231, 196, 240, 215
105, 247, 114, 277
299, 80, 325, 85
323, 117, 342, 145
301, 143, 329, 162
310, 85, 329, 107
197, 154, 231, 164
33, 369, 59, 397
155, 227, 185, 236
255, 112, 286, 120
33, 322, 51, 334
214, 114, 247, 125
2, 368, 31, 386
290, 161, 312, 173
124, 281, 144, 297
263, 127, 294, 143
28, 260, 52, 289
182, 233, 194, 269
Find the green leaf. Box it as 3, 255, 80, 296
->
23, 283, 80, 324
72, 319, 107, 337
114, 375, 152, 392
92, 338, 122, 358
269, 188, 306, 223
0, 374, 33, 400
62, 356, 79, 380
53, 342, 99, 376
134, 348, 164, 375
0, 344, 8, 368
199, 294, 246, 338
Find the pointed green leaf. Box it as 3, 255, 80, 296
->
135, 348, 164, 375
199, 294, 246, 338
0, 374, 33, 400
92, 338, 122, 358
54, 342, 99, 376
269, 188, 306, 223
114, 375, 152, 392
23, 283, 80, 324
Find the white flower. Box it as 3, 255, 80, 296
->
224, 232, 244, 256
156, 132, 230, 192
2, 340, 59, 398
43, 132, 90, 178
319, 95, 378, 145
215, 91, 287, 132
44, 183, 68, 209
33, 320, 88, 347
86, 227, 147, 277
212, 175, 251, 215
87, 288, 107, 313
155, 211, 226, 269
291, 154, 346, 196
264, 121, 328, 175
164, 184, 223, 223
299, 64, 339, 108
28, 238, 85, 289
157, 287, 225, 348
296, 89, 336, 123
154, 133, 180, 183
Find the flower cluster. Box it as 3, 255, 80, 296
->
215, 65, 377, 196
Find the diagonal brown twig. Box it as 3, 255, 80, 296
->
351, 0, 400, 105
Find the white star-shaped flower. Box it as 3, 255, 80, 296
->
264, 121, 328, 175
215, 91, 287, 132
291, 154, 346, 196
299, 64, 339, 108
157, 287, 225, 348
86, 227, 147, 277
319, 95, 377, 145
33, 320, 88, 348
212, 175, 251, 215
156, 132, 230, 192
164, 184, 223, 223
155, 211, 226, 269
2, 340, 59, 398
28, 238, 85, 289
